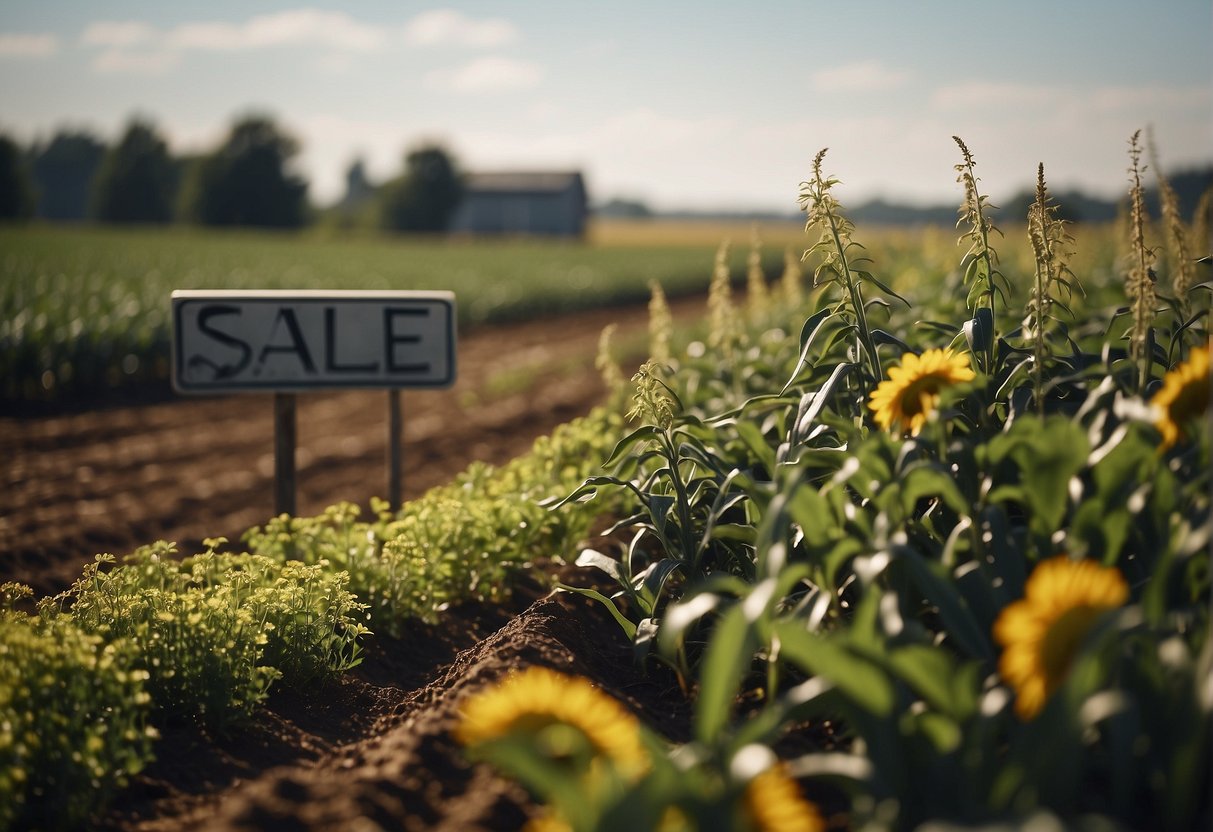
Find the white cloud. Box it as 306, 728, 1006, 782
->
0, 33, 59, 58
80, 9, 389, 72
425, 56, 542, 93
810, 60, 910, 93
80, 21, 157, 49
166, 9, 387, 52
403, 10, 518, 48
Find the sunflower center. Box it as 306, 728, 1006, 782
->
899, 374, 947, 418
1039, 604, 1106, 689
1169, 374, 1211, 424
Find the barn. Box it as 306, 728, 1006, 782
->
451, 171, 588, 237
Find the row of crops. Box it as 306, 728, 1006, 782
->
458, 138, 1211, 830
0, 223, 800, 406
0, 400, 628, 829
3, 133, 1210, 830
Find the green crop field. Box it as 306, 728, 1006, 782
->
0, 221, 803, 405
1, 218, 1129, 407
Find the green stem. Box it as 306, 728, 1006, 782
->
825, 210, 882, 385
974, 223, 997, 375
662, 430, 698, 570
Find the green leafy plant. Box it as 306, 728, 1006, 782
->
1, 584, 156, 832
50, 542, 368, 727
533, 133, 1211, 832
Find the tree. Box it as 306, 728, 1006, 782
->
90, 119, 176, 223
179, 115, 308, 228
30, 130, 106, 220
379, 145, 462, 233
0, 135, 35, 220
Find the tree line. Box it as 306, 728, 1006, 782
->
0, 115, 462, 232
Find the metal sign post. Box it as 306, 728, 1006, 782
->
171, 290, 457, 516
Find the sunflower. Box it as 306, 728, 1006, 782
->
741, 764, 826, 832
521, 812, 572, 832
1150, 344, 1210, 448
993, 556, 1129, 720
455, 667, 648, 774
868, 348, 976, 436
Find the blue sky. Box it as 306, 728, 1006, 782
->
1, 1, 1209, 211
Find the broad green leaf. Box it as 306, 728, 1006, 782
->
963, 307, 993, 355
734, 419, 777, 475
634, 557, 684, 611
645, 492, 677, 541
774, 623, 895, 717
574, 548, 624, 583
556, 583, 636, 640
792, 362, 853, 444
783, 307, 835, 393
603, 425, 662, 467
908, 710, 963, 754
895, 546, 994, 661
782, 483, 835, 548
885, 644, 973, 719
898, 464, 972, 519
695, 604, 758, 744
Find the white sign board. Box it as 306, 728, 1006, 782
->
172, 290, 456, 393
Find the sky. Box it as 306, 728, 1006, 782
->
1, 1, 1209, 212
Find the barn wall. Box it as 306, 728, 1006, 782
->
451, 181, 586, 237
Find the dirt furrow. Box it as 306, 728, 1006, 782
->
1, 295, 707, 597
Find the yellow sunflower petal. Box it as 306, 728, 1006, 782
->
867, 348, 974, 436
993, 556, 1128, 719
742, 765, 826, 832
456, 667, 649, 774
1151, 344, 1210, 448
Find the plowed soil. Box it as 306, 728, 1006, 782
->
1, 297, 703, 830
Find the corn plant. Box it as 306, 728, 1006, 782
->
536, 132, 1211, 831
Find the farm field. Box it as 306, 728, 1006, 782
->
0, 291, 706, 597
1, 291, 699, 830
2, 145, 1210, 832
0, 220, 799, 407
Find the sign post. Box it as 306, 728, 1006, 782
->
274, 392, 297, 516
172, 289, 457, 514
388, 389, 403, 510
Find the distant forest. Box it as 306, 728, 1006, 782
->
0, 115, 463, 233
2, 115, 1210, 231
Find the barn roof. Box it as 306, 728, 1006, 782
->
462, 171, 585, 194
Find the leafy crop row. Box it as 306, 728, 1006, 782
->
463, 135, 1211, 831
241, 404, 627, 635
0, 395, 626, 828
0, 224, 787, 405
